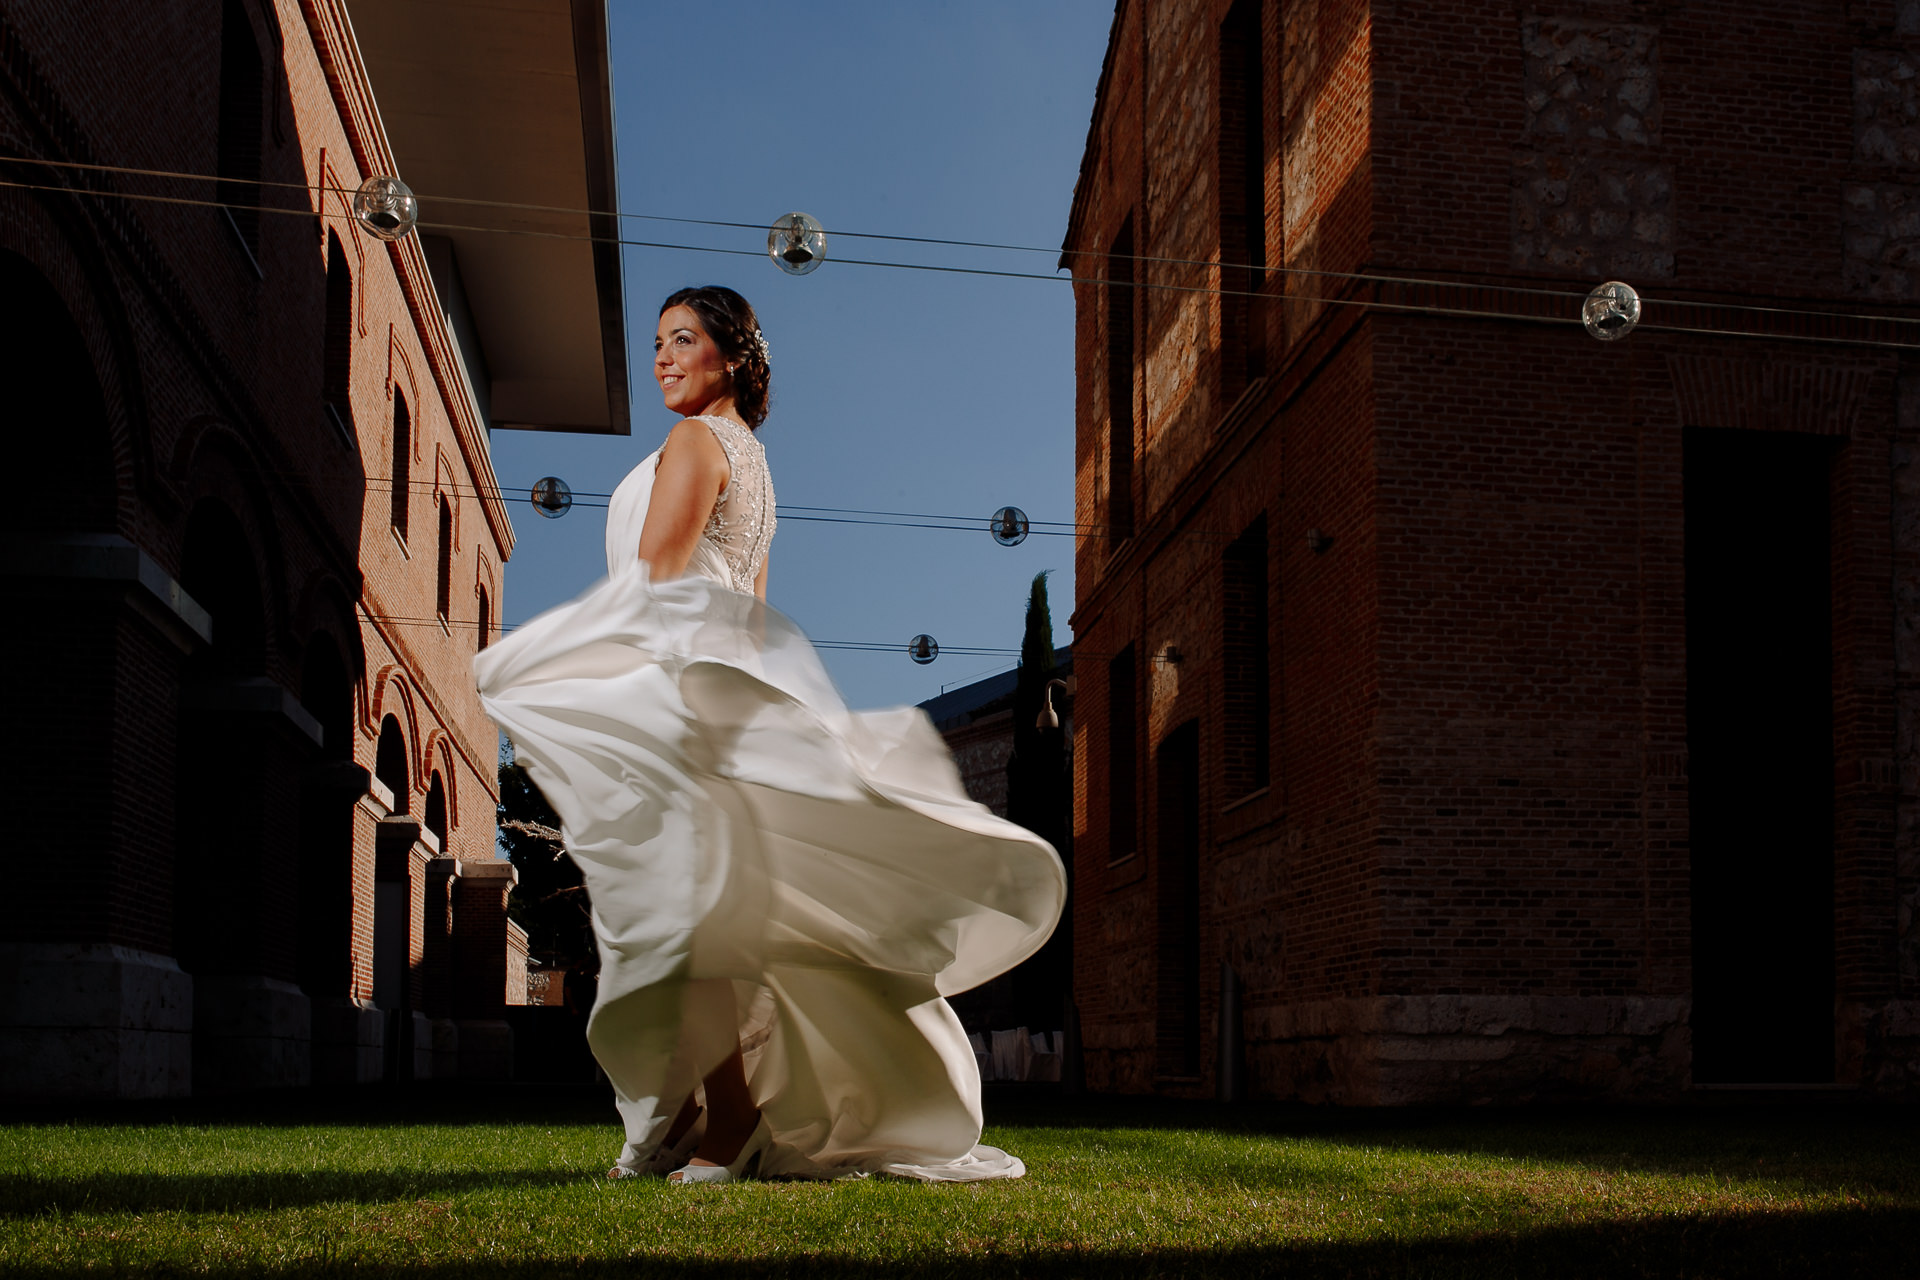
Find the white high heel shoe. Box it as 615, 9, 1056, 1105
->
667, 1115, 772, 1185
606, 1107, 705, 1180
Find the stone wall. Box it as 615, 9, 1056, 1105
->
1511, 16, 1672, 279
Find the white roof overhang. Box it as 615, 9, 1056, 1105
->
345, 0, 629, 434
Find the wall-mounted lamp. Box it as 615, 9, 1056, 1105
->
1306, 528, 1333, 554
1036, 678, 1069, 730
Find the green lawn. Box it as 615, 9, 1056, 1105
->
1, 1087, 1915, 1277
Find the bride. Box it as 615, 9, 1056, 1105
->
474, 285, 1066, 1182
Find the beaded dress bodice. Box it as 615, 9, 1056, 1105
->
692, 415, 775, 594
603, 414, 776, 596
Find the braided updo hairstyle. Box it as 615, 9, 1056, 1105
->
660, 285, 771, 429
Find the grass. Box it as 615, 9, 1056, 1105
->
0, 1086, 1916, 1277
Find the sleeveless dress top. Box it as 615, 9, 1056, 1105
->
474, 415, 1064, 1181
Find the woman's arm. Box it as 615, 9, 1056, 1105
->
754, 551, 769, 601
637, 419, 730, 580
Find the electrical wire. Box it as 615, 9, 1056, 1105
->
170, 455, 1180, 541
13, 152, 1917, 329
5, 155, 1915, 347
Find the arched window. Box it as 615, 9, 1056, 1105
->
216, 0, 263, 252
424, 772, 448, 850
375, 714, 408, 813
477, 586, 492, 651
322, 231, 352, 440
436, 495, 453, 621
390, 392, 411, 540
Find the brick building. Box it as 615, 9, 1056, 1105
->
1062, 0, 1920, 1103
0, 0, 628, 1097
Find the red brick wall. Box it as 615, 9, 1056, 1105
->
1064, 0, 1920, 1102
1, 0, 512, 1027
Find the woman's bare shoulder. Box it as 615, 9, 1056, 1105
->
661, 418, 730, 465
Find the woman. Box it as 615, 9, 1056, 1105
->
474, 286, 1065, 1183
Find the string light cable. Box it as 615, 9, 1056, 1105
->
12, 154, 1906, 662
3, 154, 1914, 348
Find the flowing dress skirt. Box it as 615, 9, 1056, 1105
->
474, 564, 1066, 1179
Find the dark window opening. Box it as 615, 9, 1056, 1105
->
216, 0, 264, 252
1685, 427, 1835, 1084
435, 496, 453, 621
390, 391, 411, 541
1106, 216, 1136, 540
1107, 644, 1138, 861
424, 772, 448, 849
1155, 720, 1202, 1077
477, 586, 492, 650
322, 231, 352, 439
1223, 514, 1270, 798
1218, 0, 1266, 392
375, 714, 409, 813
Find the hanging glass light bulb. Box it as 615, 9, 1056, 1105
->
990, 506, 1030, 547
767, 212, 826, 275
1582, 280, 1641, 341
908, 634, 940, 665
353, 175, 418, 242
530, 477, 573, 519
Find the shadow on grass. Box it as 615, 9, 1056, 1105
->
0, 1168, 589, 1217
2, 1206, 1915, 1278
0, 1083, 618, 1132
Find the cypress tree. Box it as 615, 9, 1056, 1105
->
1005, 571, 1071, 1031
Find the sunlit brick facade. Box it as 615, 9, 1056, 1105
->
0, 0, 620, 1098
1063, 0, 1920, 1103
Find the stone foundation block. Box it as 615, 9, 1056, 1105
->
0, 943, 192, 1098
193, 974, 310, 1092
430, 1017, 459, 1079
456, 1018, 514, 1080
311, 997, 384, 1084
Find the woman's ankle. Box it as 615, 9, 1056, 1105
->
689, 1110, 762, 1166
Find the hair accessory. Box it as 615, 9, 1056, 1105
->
752, 329, 771, 367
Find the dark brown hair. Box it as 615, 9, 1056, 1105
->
659, 285, 771, 428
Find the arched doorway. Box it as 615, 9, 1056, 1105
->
424, 772, 449, 851
376, 714, 409, 812
297, 636, 356, 1003
174, 500, 267, 981
371, 713, 415, 1081
0, 250, 115, 534
0, 250, 190, 1099
175, 497, 315, 1091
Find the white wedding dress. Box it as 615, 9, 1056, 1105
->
473, 416, 1066, 1180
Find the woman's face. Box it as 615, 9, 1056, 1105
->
654, 305, 732, 416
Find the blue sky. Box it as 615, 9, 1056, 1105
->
485, 2, 1115, 710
